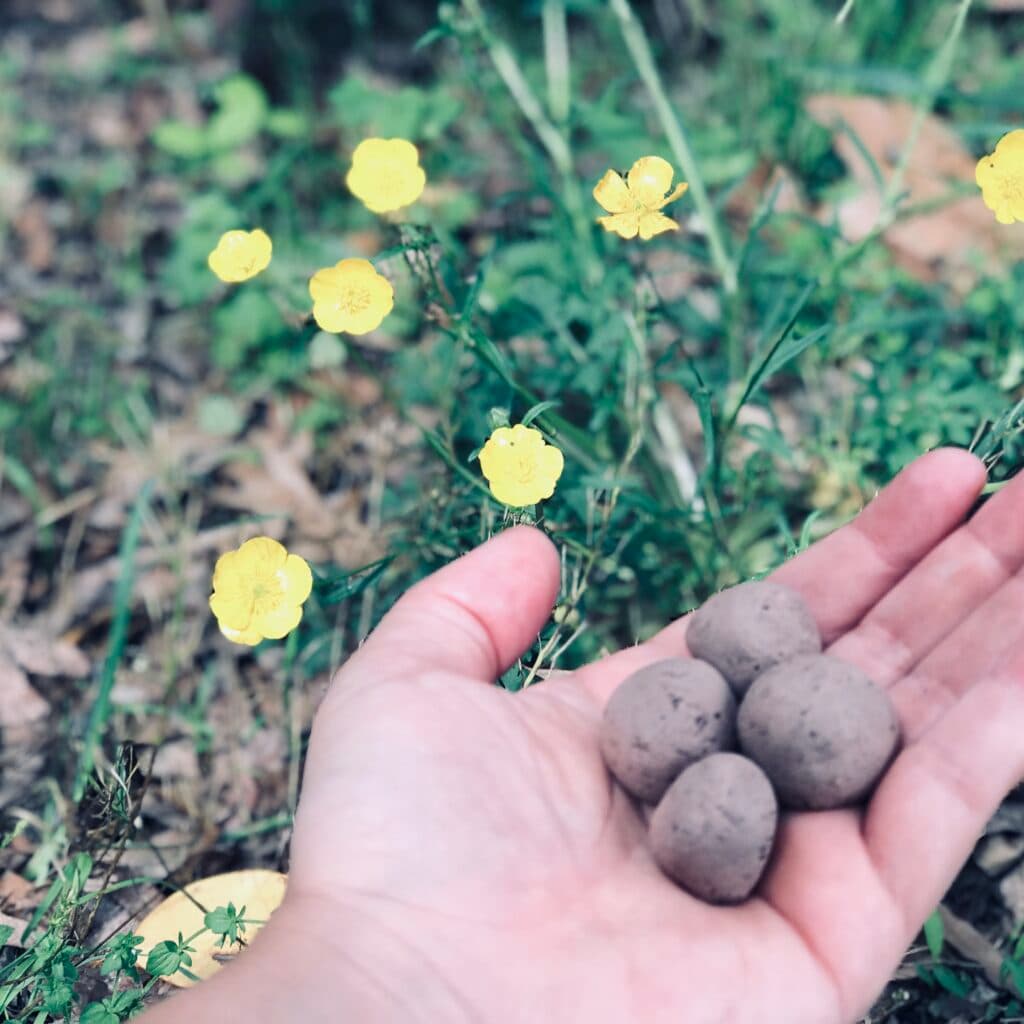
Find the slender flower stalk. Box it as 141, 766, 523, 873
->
609, 0, 737, 295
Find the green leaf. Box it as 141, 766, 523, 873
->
521, 400, 560, 427
206, 74, 268, 150
198, 395, 245, 437
923, 908, 944, 960
81, 1002, 120, 1024
152, 120, 207, 158
1003, 956, 1024, 998
146, 938, 192, 978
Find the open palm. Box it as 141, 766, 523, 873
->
274, 448, 1024, 1024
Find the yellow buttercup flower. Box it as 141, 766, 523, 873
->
309, 258, 394, 335
208, 229, 273, 283
346, 137, 426, 214
209, 537, 313, 646
593, 156, 689, 240
976, 129, 1024, 225
479, 424, 565, 508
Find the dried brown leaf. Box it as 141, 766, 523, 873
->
805, 94, 1024, 284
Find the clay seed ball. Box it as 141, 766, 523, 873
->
738, 654, 900, 810
650, 752, 778, 904
686, 580, 822, 697
600, 658, 736, 804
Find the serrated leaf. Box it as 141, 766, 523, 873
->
134, 870, 286, 988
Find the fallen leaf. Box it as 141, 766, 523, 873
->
0, 909, 29, 948
805, 94, 1024, 284
0, 622, 90, 678
133, 869, 287, 987
0, 657, 49, 730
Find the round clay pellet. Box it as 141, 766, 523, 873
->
738, 654, 900, 810
686, 581, 821, 697
650, 752, 778, 904
600, 658, 736, 804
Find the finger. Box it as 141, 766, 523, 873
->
827, 467, 1024, 688
341, 526, 561, 684
772, 448, 986, 642
576, 449, 985, 708
862, 658, 1024, 946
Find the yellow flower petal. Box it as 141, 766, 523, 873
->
347, 138, 426, 214
627, 156, 676, 208
994, 129, 1024, 158
254, 602, 303, 640
208, 229, 272, 283
597, 212, 641, 239
638, 211, 679, 240
236, 536, 288, 573
210, 589, 253, 632
479, 423, 564, 508
351, 137, 420, 166
308, 259, 394, 335
279, 553, 313, 604
209, 536, 312, 645
658, 182, 689, 210
976, 130, 1024, 225
219, 623, 264, 646
592, 170, 632, 214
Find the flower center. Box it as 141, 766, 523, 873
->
511, 453, 538, 485
249, 573, 285, 617
338, 285, 373, 315
999, 171, 1024, 206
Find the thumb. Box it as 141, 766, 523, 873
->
337, 525, 561, 687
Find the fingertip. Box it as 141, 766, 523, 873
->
911, 446, 987, 488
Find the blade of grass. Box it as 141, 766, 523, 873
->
73, 480, 154, 802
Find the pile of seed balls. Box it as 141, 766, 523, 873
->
600, 580, 901, 904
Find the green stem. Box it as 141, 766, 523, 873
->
609, 0, 737, 295
881, 0, 974, 218
74, 481, 153, 802
542, 0, 570, 124
462, 0, 600, 286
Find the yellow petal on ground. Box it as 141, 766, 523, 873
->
597, 212, 641, 239
627, 156, 676, 208
592, 170, 632, 213
255, 602, 303, 640
279, 554, 313, 604
209, 590, 253, 633
134, 870, 287, 989
638, 211, 680, 240
218, 622, 263, 646
236, 536, 288, 573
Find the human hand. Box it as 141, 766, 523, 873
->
142, 448, 1024, 1024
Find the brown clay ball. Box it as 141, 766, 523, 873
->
601, 658, 736, 804
686, 581, 822, 697
650, 752, 778, 904
738, 653, 900, 810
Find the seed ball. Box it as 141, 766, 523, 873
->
600, 658, 736, 804
738, 654, 900, 810
650, 752, 778, 904
686, 581, 821, 697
